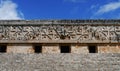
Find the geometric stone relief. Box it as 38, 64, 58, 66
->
0, 24, 120, 43
0, 19, 120, 43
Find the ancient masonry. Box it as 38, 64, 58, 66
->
0, 20, 120, 71
0, 20, 120, 53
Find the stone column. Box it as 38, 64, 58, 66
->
7, 44, 34, 53
42, 44, 60, 53
71, 45, 89, 54
98, 44, 120, 53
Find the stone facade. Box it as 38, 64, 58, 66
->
0, 20, 120, 53
0, 20, 120, 71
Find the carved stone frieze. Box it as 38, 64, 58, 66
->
0, 20, 120, 43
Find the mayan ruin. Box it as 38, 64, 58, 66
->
0, 20, 120, 53
0, 20, 119, 71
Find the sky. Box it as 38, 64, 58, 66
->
0, 0, 120, 20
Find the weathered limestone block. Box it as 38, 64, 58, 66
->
42, 45, 60, 53
71, 45, 89, 53
7, 44, 34, 53
98, 45, 120, 53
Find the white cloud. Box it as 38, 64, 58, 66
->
0, 0, 24, 20
96, 2, 120, 14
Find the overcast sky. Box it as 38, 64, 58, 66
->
0, 0, 120, 20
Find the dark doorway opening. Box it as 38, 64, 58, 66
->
88, 46, 97, 53
60, 46, 70, 53
0, 45, 7, 53
34, 46, 42, 53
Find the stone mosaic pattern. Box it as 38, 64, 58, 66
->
0, 20, 120, 43
0, 53, 120, 71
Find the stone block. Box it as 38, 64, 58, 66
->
42, 45, 60, 53
98, 45, 120, 53
7, 44, 34, 53
71, 45, 89, 53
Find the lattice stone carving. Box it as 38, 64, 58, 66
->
0, 23, 120, 43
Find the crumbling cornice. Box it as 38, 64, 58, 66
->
0, 20, 120, 25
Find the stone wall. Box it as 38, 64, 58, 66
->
1, 44, 120, 53
0, 20, 120, 71
0, 53, 120, 71
0, 20, 120, 53
98, 45, 120, 53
